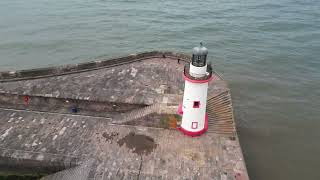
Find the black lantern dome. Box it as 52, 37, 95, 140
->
192, 42, 208, 67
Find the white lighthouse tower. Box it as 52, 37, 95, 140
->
179, 43, 213, 136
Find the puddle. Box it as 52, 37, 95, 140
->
117, 132, 157, 155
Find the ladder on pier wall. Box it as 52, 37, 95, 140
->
206, 90, 236, 137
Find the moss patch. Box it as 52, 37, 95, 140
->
160, 114, 182, 129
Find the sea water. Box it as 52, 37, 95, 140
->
0, 0, 319, 179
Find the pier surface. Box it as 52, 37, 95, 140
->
0, 52, 249, 179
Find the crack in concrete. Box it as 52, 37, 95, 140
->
137, 155, 143, 180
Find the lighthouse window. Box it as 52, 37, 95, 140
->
192, 122, 198, 129
193, 101, 200, 108
192, 55, 206, 67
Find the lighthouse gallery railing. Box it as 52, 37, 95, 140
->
183, 64, 213, 81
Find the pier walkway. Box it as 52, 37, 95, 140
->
0, 52, 248, 180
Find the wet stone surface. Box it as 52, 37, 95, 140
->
117, 132, 157, 156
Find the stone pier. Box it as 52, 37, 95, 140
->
0, 52, 249, 180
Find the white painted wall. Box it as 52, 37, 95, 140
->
189, 64, 207, 78
181, 80, 208, 132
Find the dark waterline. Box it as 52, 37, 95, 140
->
1, 0, 320, 179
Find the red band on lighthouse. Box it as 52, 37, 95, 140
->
178, 103, 183, 115
179, 114, 208, 137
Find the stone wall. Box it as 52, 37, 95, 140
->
0, 93, 146, 118
0, 51, 191, 82
0, 150, 80, 175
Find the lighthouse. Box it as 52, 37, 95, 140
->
179, 43, 213, 136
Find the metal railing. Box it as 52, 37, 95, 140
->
183, 64, 213, 81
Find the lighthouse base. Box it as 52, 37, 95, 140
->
178, 114, 208, 137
